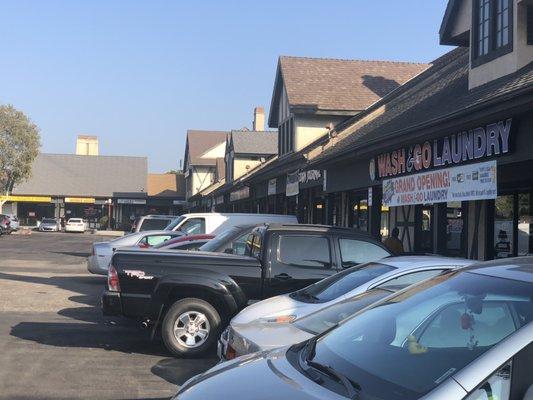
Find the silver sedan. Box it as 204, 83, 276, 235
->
176, 257, 533, 400
87, 230, 182, 275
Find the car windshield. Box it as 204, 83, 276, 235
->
199, 226, 249, 253
164, 215, 185, 230
294, 288, 394, 335
139, 218, 172, 231
42, 219, 56, 224
290, 262, 396, 303
309, 270, 533, 400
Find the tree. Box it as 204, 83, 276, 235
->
0, 104, 41, 213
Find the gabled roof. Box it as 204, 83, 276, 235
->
147, 173, 185, 198
439, 0, 470, 46
13, 153, 147, 197
307, 47, 533, 165
269, 56, 429, 126
183, 130, 228, 170
229, 130, 278, 155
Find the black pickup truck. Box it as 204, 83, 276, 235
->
102, 224, 391, 356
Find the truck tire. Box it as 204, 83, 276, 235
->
161, 298, 221, 357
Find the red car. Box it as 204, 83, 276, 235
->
147, 233, 215, 251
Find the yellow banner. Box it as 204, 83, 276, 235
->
0, 195, 52, 203
65, 197, 95, 204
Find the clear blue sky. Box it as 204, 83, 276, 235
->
0, 0, 451, 172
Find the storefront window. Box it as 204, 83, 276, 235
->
518, 193, 531, 256
494, 195, 514, 258
350, 193, 368, 231
446, 202, 465, 257
380, 206, 390, 237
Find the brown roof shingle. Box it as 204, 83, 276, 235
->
147, 173, 185, 198
279, 56, 429, 113
184, 130, 228, 168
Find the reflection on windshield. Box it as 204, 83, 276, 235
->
164, 215, 185, 231
199, 227, 240, 252
310, 271, 533, 400
291, 262, 396, 303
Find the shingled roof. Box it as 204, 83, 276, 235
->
147, 173, 185, 198
183, 130, 228, 169
230, 130, 278, 155
269, 56, 429, 126
13, 153, 147, 197
307, 47, 533, 165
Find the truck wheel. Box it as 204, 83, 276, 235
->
161, 298, 221, 357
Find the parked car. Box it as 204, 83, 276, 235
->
102, 224, 391, 356
0, 214, 10, 234
39, 218, 60, 232
164, 213, 298, 235
7, 215, 19, 231
65, 218, 86, 233
219, 256, 472, 360
173, 257, 533, 400
131, 214, 179, 233
87, 230, 183, 275
153, 234, 215, 251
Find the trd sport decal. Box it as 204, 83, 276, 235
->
124, 270, 154, 280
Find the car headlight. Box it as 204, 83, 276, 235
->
256, 315, 296, 324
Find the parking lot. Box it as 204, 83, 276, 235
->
0, 232, 216, 400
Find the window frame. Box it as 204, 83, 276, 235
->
472, 0, 514, 68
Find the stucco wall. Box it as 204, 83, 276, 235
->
294, 115, 346, 151
233, 157, 262, 180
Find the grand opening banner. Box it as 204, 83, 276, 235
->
382, 160, 497, 207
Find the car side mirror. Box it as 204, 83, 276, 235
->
523, 385, 533, 400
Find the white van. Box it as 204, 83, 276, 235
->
164, 213, 297, 235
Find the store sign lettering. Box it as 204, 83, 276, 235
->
375, 119, 512, 179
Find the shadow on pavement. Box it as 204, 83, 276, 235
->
151, 358, 218, 385
50, 251, 91, 258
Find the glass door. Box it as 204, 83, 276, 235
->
415, 205, 433, 254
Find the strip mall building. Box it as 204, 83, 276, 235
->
191, 0, 533, 261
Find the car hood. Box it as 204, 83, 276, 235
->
174, 348, 345, 400
231, 294, 314, 324
232, 322, 314, 353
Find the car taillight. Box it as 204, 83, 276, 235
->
225, 345, 236, 360
108, 265, 120, 292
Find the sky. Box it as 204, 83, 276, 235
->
0, 0, 451, 172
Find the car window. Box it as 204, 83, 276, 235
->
377, 269, 446, 291
291, 262, 396, 303
278, 235, 331, 269
339, 238, 390, 267
179, 218, 206, 235
217, 232, 251, 255
139, 218, 171, 231
417, 301, 518, 348
140, 234, 173, 247
464, 363, 511, 400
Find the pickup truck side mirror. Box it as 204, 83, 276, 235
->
223, 248, 233, 254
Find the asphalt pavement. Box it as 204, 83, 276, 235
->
0, 231, 217, 400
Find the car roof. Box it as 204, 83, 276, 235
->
264, 223, 376, 237
464, 256, 533, 283
141, 215, 178, 219
377, 255, 473, 270
180, 213, 297, 218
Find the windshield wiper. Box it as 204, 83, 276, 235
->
301, 338, 360, 400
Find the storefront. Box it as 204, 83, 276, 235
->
367, 115, 533, 260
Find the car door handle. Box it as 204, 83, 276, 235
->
274, 273, 292, 280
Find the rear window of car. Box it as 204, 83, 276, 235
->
69, 219, 82, 223
290, 262, 396, 303
42, 219, 57, 223
339, 238, 391, 267
139, 218, 172, 231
